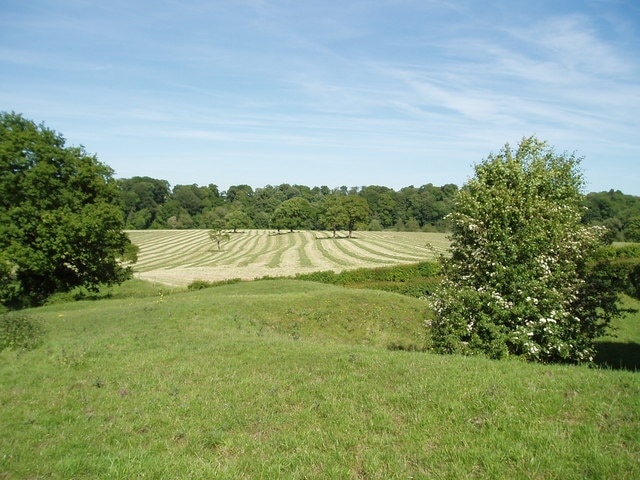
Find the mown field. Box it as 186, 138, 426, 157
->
127, 230, 449, 286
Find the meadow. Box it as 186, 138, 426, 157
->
1, 230, 639, 479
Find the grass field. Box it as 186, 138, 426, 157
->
127, 229, 449, 286
1, 278, 639, 479
2, 231, 639, 478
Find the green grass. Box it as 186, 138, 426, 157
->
594, 295, 640, 371
1, 280, 639, 479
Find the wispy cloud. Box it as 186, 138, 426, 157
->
1, 0, 638, 192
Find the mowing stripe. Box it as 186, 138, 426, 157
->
128, 229, 450, 286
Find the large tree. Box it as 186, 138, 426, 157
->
318, 195, 348, 237
225, 209, 254, 233
430, 136, 615, 363
341, 195, 370, 238
271, 197, 313, 232
0, 112, 136, 308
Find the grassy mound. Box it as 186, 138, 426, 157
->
1, 279, 638, 479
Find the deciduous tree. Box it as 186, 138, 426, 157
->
225, 209, 254, 233
271, 197, 312, 232
430, 136, 615, 363
209, 229, 231, 251
0, 112, 136, 308
342, 195, 370, 238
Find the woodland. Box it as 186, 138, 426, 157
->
118, 176, 640, 241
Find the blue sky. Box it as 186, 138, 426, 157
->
1, 0, 639, 194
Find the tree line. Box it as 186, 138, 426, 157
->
117, 176, 640, 240
117, 178, 459, 234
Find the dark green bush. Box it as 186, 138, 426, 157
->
295, 262, 441, 298
294, 270, 341, 284
589, 245, 640, 299
349, 278, 441, 298
0, 312, 46, 352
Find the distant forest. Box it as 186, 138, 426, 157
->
117, 177, 640, 242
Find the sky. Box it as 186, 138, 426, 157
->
1, 0, 639, 194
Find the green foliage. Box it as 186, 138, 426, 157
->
318, 194, 349, 236
187, 278, 242, 290
590, 244, 640, 299
295, 261, 441, 298
0, 112, 136, 308
224, 209, 254, 232
271, 197, 313, 232
0, 312, 45, 351
341, 195, 370, 237
583, 190, 640, 242
118, 176, 170, 228
431, 136, 616, 363
1, 282, 638, 478
208, 229, 231, 250
115, 173, 636, 236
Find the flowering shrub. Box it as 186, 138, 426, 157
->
430, 137, 617, 363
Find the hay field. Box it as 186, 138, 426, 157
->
127, 229, 450, 286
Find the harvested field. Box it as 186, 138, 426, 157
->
127, 229, 450, 286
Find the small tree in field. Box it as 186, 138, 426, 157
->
209, 229, 231, 251
430, 136, 616, 363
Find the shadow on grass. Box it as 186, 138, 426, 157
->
315, 235, 358, 240
594, 341, 640, 371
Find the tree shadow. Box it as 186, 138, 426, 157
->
593, 341, 640, 371
315, 235, 358, 240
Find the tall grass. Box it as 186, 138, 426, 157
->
1, 279, 638, 479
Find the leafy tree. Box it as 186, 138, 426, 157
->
319, 195, 348, 237
0, 112, 136, 308
197, 207, 227, 229
430, 136, 615, 363
626, 216, 640, 242
271, 197, 313, 232
253, 185, 286, 215
225, 184, 254, 206
368, 219, 384, 231
209, 229, 231, 251
117, 176, 170, 228
225, 209, 254, 233
342, 195, 370, 237
172, 184, 205, 216
404, 217, 421, 232
583, 190, 640, 241
359, 185, 396, 228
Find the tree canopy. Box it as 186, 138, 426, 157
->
0, 112, 136, 308
430, 136, 616, 363
271, 197, 313, 232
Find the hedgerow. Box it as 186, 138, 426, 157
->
295, 261, 441, 297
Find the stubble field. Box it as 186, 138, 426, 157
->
127, 229, 450, 286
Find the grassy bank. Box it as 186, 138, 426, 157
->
1, 280, 639, 479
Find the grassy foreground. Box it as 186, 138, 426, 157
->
1, 280, 639, 479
